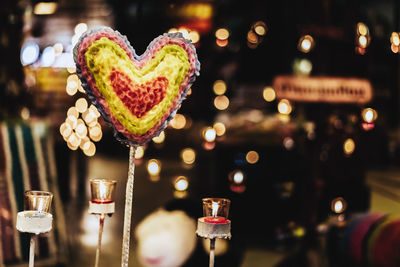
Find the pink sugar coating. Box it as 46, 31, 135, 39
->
77, 29, 198, 143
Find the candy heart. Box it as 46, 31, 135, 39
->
73, 27, 200, 145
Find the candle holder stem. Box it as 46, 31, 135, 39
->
209, 238, 215, 267
29, 234, 36, 267
121, 146, 136, 267
94, 214, 105, 267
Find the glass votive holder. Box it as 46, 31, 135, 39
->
16, 190, 53, 234
89, 179, 117, 214
202, 198, 230, 224
197, 198, 231, 239
90, 179, 117, 203
24, 190, 53, 213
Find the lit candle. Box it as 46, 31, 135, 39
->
90, 179, 116, 204
203, 199, 229, 224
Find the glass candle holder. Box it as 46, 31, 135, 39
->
24, 190, 53, 213
90, 179, 117, 204
17, 191, 53, 234
202, 198, 230, 224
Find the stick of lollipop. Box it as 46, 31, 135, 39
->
88, 179, 117, 267
196, 198, 231, 267
16, 190, 53, 267
73, 26, 200, 267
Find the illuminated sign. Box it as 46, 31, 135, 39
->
272, 75, 373, 104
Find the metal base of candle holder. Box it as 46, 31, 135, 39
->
88, 201, 115, 214
196, 217, 231, 239
16, 211, 53, 234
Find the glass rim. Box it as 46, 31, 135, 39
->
24, 190, 53, 197
90, 178, 117, 184
202, 197, 231, 204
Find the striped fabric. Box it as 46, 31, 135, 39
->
0, 121, 67, 266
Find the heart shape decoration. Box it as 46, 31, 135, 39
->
73, 27, 200, 145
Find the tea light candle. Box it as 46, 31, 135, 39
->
196, 198, 231, 240
88, 179, 117, 214
16, 191, 53, 234
15, 190, 54, 267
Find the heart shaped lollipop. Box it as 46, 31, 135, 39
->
73, 27, 200, 145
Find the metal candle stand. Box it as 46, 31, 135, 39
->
196, 198, 231, 267
89, 178, 117, 267
16, 190, 54, 267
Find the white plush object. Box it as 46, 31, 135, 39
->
135, 209, 197, 267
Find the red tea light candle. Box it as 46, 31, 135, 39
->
197, 198, 231, 240
89, 179, 117, 214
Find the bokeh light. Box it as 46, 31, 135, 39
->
174, 176, 189, 191
298, 35, 315, 53
246, 151, 259, 164
343, 138, 355, 155
278, 99, 293, 115
213, 122, 226, 136
147, 159, 161, 176
214, 95, 230, 110
213, 80, 227, 95
203, 127, 216, 142
263, 86, 276, 102
181, 148, 196, 164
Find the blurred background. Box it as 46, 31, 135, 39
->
2, 0, 400, 266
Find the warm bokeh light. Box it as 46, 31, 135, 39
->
75, 120, 88, 139
298, 35, 315, 53
174, 176, 189, 191
170, 114, 186, 129
230, 170, 244, 184
297, 59, 312, 75
391, 32, 400, 46
53, 43, 63, 55
83, 141, 96, 157
253, 21, 267, 36
331, 197, 347, 214
358, 35, 368, 48
357, 22, 368, 36
135, 146, 145, 159
361, 108, 378, 123
33, 2, 57, 15
89, 123, 102, 140
214, 95, 229, 110
203, 127, 216, 142
213, 122, 226, 136
189, 31, 200, 43
283, 137, 295, 150
152, 131, 165, 143
278, 99, 292, 115
75, 23, 88, 36
181, 148, 196, 164
343, 138, 355, 155
215, 28, 229, 40
246, 151, 259, 164
216, 38, 228, 47
60, 122, 72, 138
213, 80, 227, 95
247, 30, 258, 44
263, 86, 276, 102
75, 98, 88, 113
66, 115, 78, 129
147, 159, 161, 176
